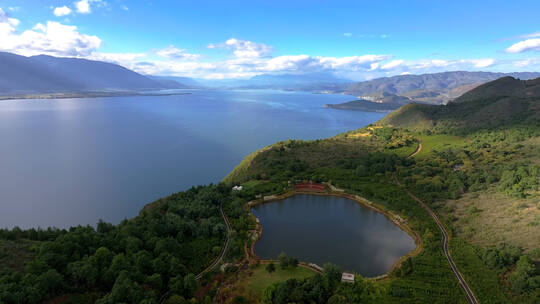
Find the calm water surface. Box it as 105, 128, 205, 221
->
252, 195, 416, 277
0, 90, 385, 228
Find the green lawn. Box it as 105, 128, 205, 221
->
245, 264, 317, 296
416, 134, 466, 158
392, 139, 420, 158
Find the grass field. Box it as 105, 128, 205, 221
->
437, 189, 540, 253
0, 239, 38, 274
239, 264, 317, 299
416, 134, 466, 158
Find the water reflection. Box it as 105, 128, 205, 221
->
252, 194, 416, 277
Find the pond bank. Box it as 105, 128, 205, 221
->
244, 185, 423, 279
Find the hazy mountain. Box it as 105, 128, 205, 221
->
196, 72, 352, 90
0, 52, 185, 94
342, 71, 540, 104
148, 76, 201, 88
378, 76, 540, 131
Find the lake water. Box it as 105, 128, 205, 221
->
0, 90, 385, 228
252, 194, 417, 277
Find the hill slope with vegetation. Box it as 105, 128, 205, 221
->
224, 77, 540, 303
1, 77, 539, 303
378, 76, 540, 134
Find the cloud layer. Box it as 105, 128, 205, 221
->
0, 8, 101, 56
1, 7, 539, 80
506, 38, 540, 53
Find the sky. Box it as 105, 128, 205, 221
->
0, 0, 539, 80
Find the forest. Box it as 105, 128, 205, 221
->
0, 185, 251, 303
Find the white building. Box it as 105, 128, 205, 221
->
232, 185, 243, 191
341, 272, 355, 283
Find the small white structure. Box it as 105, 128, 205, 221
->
232, 185, 243, 191
341, 272, 355, 284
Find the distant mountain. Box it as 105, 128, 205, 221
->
148, 76, 201, 88
378, 76, 540, 131
0, 52, 185, 94
341, 71, 540, 105
197, 72, 353, 90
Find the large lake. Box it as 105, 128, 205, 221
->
0, 90, 385, 228
252, 195, 417, 277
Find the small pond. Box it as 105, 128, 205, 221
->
251, 194, 417, 277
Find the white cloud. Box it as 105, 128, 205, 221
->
471, 58, 495, 68
156, 45, 200, 60
0, 10, 101, 57
53, 6, 72, 17
121, 5, 129, 11
75, 0, 91, 14
343, 33, 352, 37
513, 58, 540, 68
0, 8, 20, 36
88, 52, 146, 66
381, 59, 403, 70
506, 38, 540, 53
0, 13, 532, 81
520, 32, 540, 39
208, 38, 273, 58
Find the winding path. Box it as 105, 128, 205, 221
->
408, 139, 423, 157
195, 204, 232, 280
158, 204, 231, 304
397, 139, 479, 304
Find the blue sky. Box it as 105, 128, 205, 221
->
0, 0, 539, 79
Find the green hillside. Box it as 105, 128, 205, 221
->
222, 76, 540, 303
1, 77, 538, 303
379, 77, 540, 134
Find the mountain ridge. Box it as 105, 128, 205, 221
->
377, 76, 540, 132
0, 52, 186, 94
341, 71, 540, 104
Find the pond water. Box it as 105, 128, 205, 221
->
0, 90, 385, 228
251, 194, 417, 277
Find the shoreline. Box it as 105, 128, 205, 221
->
0, 91, 192, 101
244, 187, 423, 280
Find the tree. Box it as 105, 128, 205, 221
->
509, 255, 536, 293
109, 271, 142, 303
288, 257, 298, 268
322, 263, 341, 285
36, 269, 63, 297
232, 295, 251, 304
166, 295, 187, 304
266, 263, 276, 273
169, 275, 184, 295
278, 252, 288, 269
183, 273, 197, 298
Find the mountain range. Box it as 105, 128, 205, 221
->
0, 52, 186, 94
2, 51, 540, 106
338, 71, 540, 104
